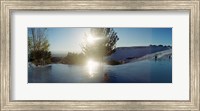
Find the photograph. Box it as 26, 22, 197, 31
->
28, 28, 172, 83
1, 0, 198, 110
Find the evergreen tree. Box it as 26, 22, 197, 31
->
81, 28, 119, 61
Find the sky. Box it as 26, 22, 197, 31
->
28, 28, 172, 55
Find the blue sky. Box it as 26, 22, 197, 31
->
28, 28, 172, 54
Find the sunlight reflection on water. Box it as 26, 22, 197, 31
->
87, 59, 100, 78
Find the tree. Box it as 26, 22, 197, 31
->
28, 28, 49, 51
28, 28, 51, 66
81, 28, 119, 61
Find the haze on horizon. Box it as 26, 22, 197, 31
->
28, 28, 172, 56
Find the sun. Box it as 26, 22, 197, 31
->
86, 34, 102, 44
87, 35, 95, 44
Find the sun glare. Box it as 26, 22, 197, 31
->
86, 35, 102, 44
87, 35, 95, 44
87, 59, 99, 78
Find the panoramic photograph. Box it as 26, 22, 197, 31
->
28, 28, 172, 83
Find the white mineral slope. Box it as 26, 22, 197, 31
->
28, 62, 51, 69
129, 49, 172, 63
106, 46, 171, 62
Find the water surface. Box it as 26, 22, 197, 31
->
28, 58, 172, 83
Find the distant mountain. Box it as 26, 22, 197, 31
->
106, 45, 171, 63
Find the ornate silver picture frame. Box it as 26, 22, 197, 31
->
1, 0, 199, 110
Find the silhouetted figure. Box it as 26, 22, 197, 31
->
155, 55, 158, 61
169, 55, 171, 59
104, 73, 109, 82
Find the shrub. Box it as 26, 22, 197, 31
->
29, 50, 51, 66
61, 52, 86, 65
106, 60, 122, 65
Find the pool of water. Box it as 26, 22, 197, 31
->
28, 64, 104, 83
106, 59, 172, 83
28, 59, 172, 83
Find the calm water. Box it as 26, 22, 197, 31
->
106, 59, 172, 83
28, 59, 172, 83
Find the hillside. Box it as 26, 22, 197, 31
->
106, 45, 171, 63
